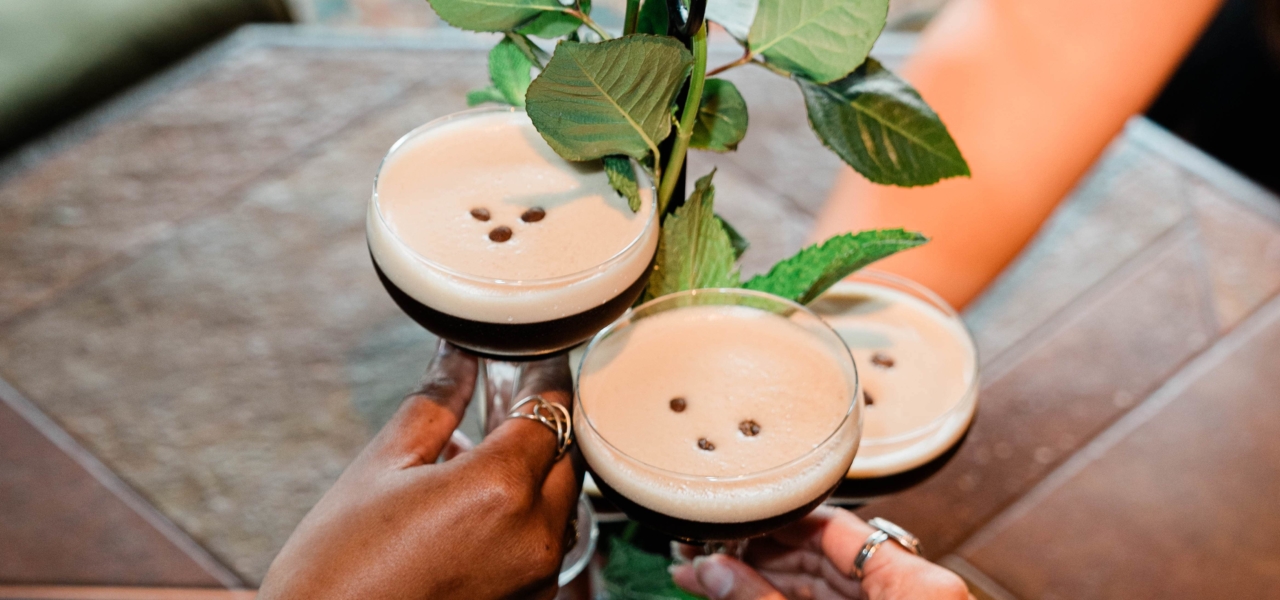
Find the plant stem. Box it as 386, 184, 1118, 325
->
623, 0, 640, 35
707, 46, 752, 77
657, 22, 707, 215
568, 9, 612, 40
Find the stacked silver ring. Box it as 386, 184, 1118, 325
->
508, 394, 573, 460
852, 517, 922, 579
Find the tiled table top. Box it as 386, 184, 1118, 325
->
2, 25, 1278, 597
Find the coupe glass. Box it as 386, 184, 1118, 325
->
368, 107, 658, 583
575, 289, 862, 555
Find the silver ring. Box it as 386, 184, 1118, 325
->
852, 518, 922, 579
508, 395, 573, 460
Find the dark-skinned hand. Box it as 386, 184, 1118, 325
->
258, 341, 581, 600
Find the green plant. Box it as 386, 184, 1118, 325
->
432, 0, 966, 303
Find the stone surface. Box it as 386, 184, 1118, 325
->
858, 233, 1219, 558
959, 296, 1280, 599
0, 394, 226, 586
1187, 178, 1280, 330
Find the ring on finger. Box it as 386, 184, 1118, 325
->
852, 518, 922, 579
508, 394, 573, 460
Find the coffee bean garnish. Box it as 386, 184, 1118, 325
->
697, 438, 715, 451
521, 207, 546, 223
669, 397, 687, 412
871, 353, 895, 368
488, 226, 512, 242
864, 391, 876, 406
739, 420, 761, 437
470, 207, 491, 221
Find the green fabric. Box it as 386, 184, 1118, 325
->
0, 0, 289, 152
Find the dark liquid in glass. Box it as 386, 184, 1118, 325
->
372, 252, 653, 357
591, 474, 842, 542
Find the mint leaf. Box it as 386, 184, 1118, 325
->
743, 229, 926, 303
526, 35, 694, 162
466, 87, 508, 106
603, 537, 701, 600
749, 0, 888, 83
603, 156, 643, 212
636, 0, 668, 35
799, 58, 969, 186
427, 0, 566, 32
691, 79, 748, 153
518, 0, 591, 38
489, 37, 534, 107
645, 170, 741, 300
706, 0, 759, 41
716, 213, 750, 259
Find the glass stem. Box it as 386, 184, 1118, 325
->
480, 358, 525, 434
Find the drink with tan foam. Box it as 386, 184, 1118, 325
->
368, 108, 657, 356
810, 273, 979, 496
575, 289, 861, 541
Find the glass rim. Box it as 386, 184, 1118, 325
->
370, 105, 659, 287
574, 287, 863, 484
825, 270, 981, 447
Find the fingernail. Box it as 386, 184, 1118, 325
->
694, 556, 734, 599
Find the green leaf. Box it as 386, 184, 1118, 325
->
716, 213, 750, 259
743, 229, 927, 304
488, 38, 535, 106
636, 0, 668, 35
799, 58, 969, 186
748, 0, 888, 83
466, 87, 509, 106
706, 0, 759, 41
518, 0, 591, 38
426, 0, 567, 32
526, 35, 694, 162
602, 537, 701, 600
690, 79, 748, 152
603, 156, 643, 212
645, 170, 740, 300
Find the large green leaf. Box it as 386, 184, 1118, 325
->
716, 213, 750, 259
799, 58, 969, 186
489, 37, 534, 106
518, 0, 591, 38
690, 79, 748, 152
466, 87, 508, 106
636, 0, 668, 35
645, 171, 740, 300
526, 35, 694, 162
748, 0, 888, 83
602, 538, 701, 600
743, 229, 926, 304
427, 0, 567, 32
603, 155, 642, 212
706, 0, 759, 41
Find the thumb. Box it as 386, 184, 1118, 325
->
680, 555, 786, 600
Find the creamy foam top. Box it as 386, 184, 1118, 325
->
577, 305, 859, 523
810, 281, 977, 477
368, 110, 656, 323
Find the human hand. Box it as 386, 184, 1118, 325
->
672, 506, 972, 600
258, 341, 581, 600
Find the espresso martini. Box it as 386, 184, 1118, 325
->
576, 293, 860, 541
810, 276, 978, 482
368, 109, 658, 356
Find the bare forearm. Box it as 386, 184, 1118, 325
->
813, 0, 1222, 307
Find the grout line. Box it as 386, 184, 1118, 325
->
939, 555, 1022, 600
956, 289, 1280, 555
0, 378, 245, 589
0, 587, 256, 600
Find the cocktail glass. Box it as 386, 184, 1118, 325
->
367, 107, 659, 583
575, 288, 862, 555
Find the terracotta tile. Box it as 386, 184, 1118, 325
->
1187, 179, 1280, 330
959, 296, 1280, 599
0, 47, 462, 324
964, 139, 1190, 361
856, 233, 1218, 558
0, 396, 224, 586
0, 80, 483, 581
